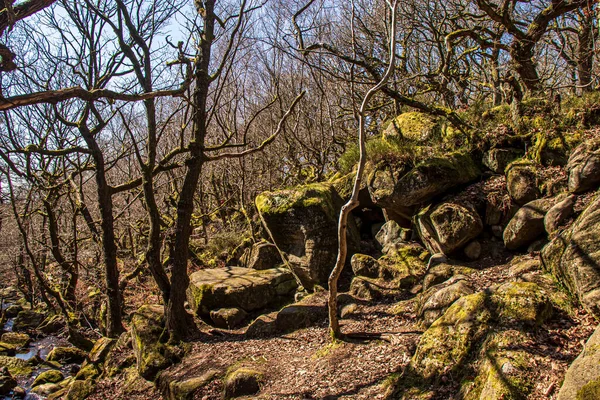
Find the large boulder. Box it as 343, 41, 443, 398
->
245, 293, 328, 337
542, 195, 600, 317
505, 161, 540, 206
239, 241, 282, 270
411, 291, 491, 379
490, 282, 553, 326
32, 369, 64, 388
256, 183, 359, 290
558, 326, 600, 400
503, 197, 559, 250
482, 148, 523, 174
384, 112, 444, 142
416, 202, 483, 255
544, 193, 576, 234
12, 310, 44, 331
350, 254, 380, 278
0, 367, 17, 395
462, 330, 535, 400
187, 267, 296, 316
567, 139, 600, 193
47, 347, 87, 364
130, 305, 178, 381
375, 220, 411, 253
1, 333, 30, 348
368, 151, 480, 214
209, 308, 247, 329
417, 277, 474, 327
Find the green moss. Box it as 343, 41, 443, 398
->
577, 379, 600, 400
0, 355, 32, 377
313, 340, 343, 359
386, 112, 440, 141
411, 291, 491, 380
380, 244, 429, 282
491, 282, 553, 326
32, 369, 64, 387
256, 183, 336, 217
75, 363, 101, 381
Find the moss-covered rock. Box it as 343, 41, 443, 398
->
416, 201, 483, 255
350, 253, 380, 278
418, 277, 474, 327
32, 369, 64, 387
65, 379, 95, 400
544, 193, 576, 235
483, 148, 524, 174
505, 160, 540, 206
0, 343, 15, 356
39, 314, 66, 335
0, 355, 32, 377
384, 112, 442, 142
558, 325, 600, 399
369, 151, 480, 212
503, 197, 559, 250
88, 337, 116, 365
32, 382, 62, 397
422, 263, 478, 291
379, 243, 429, 283
411, 291, 491, 380
4, 304, 23, 318
0, 367, 17, 395
131, 305, 178, 381
375, 220, 412, 254
491, 282, 553, 326
47, 346, 87, 364
209, 308, 248, 329
187, 267, 297, 316
541, 194, 600, 317
567, 138, 600, 193
256, 182, 359, 290
239, 241, 282, 270
12, 310, 44, 331
223, 367, 263, 399
463, 330, 534, 400
1, 333, 30, 348
162, 369, 218, 400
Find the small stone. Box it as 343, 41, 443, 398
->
491, 225, 503, 238
464, 241, 482, 260
340, 303, 358, 319
12, 386, 25, 398
223, 368, 263, 398
4, 305, 23, 318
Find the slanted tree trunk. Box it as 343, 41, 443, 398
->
328, 0, 399, 339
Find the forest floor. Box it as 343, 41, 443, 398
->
89, 239, 597, 400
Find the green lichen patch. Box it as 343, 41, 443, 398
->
256, 182, 337, 217
491, 282, 553, 326
411, 291, 492, 380
577, 379, 600, 400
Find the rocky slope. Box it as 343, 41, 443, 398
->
4, 108, 600, 399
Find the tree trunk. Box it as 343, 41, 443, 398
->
577, 11, 594, 92
511, 41, 540, 93
80, 125, 123, 338
165, 0, 215, 341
